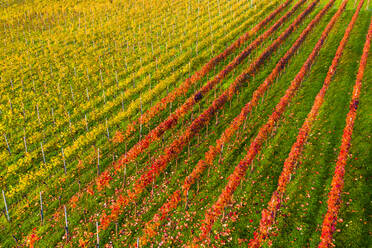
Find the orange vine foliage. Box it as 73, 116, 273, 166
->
136, 0, 330, 243
192, 0, 344, 243
123, 0, 294, 138
100, 0, 318, 232
27, 228, 40, 248
318, 12, 371, 248
110, 0, 300, 176
248, 0, 363, 246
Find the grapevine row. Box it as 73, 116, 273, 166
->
99, 0, 319, 231
123, 0, 293, 138
248, 0, 362, 246
108, 0, 306, 185
3, 0, 233, 183
4, 0, 271, 210
191, 0, 344, 242
18, 0, 280, 243
318, 13, 371, 248
137, 0, 338, 244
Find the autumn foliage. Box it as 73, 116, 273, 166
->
136, 0, 334, 244
193, 0, 345, 242
27, 228, 40, 248
318, 13, 371, 248
122, 0, 294, 138
99, 0, 316, 230
4, 0, 370, 247
248, 0, 363, 245
109, 0, 302, 177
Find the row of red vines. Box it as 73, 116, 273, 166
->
99, 0, 320, 230
318, 14, 371, 248
190, 0, 344, 244
124, 0, 294, 136
136, 0, 337, 244
249, 0, 362, 246
107, 0, 305, 179
23, 1, 293, 243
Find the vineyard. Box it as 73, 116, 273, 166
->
0, 0, 371, 247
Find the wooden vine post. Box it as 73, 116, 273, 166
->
64, 205, 68, 241
2, 190, 10, 222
